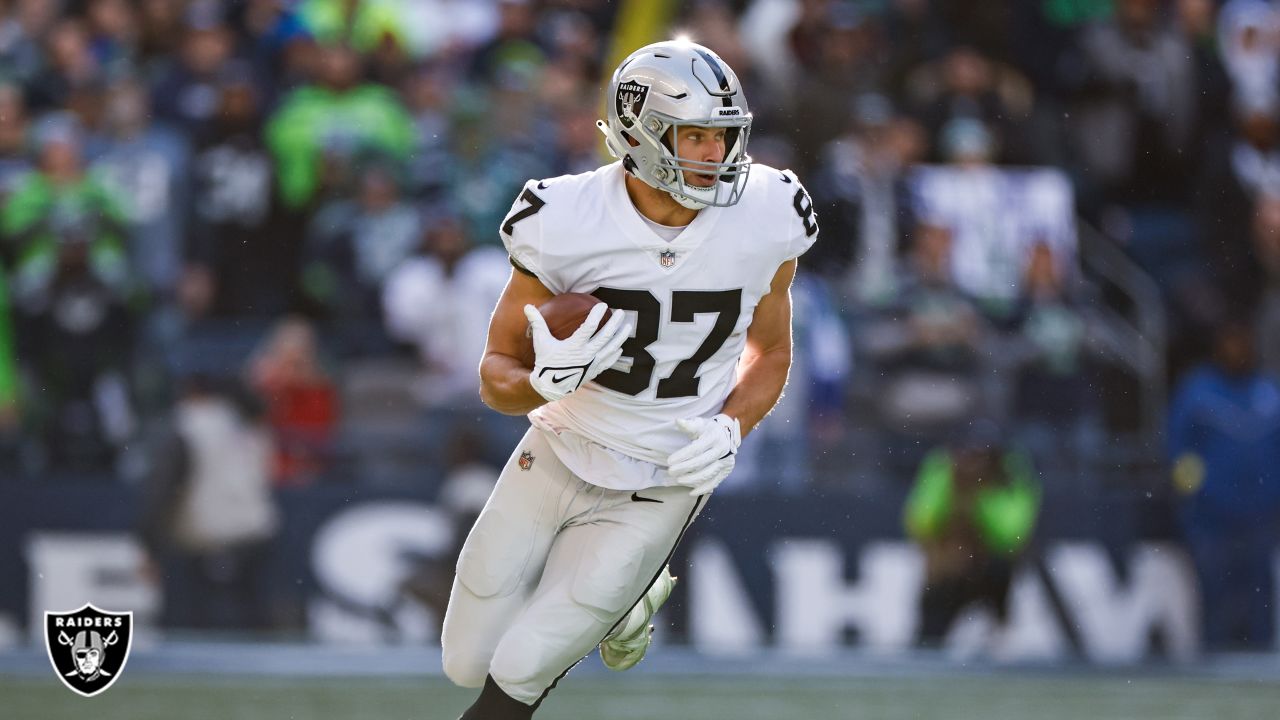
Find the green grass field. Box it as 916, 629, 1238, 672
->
4, 673, 1279, 720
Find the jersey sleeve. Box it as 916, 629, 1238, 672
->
778, 169, 819, 261
498, 180, 560, 290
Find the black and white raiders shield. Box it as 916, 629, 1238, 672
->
45, 604, 132, 697
615, 80, 650, 128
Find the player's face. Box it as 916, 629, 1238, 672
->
674, 125, 727, 188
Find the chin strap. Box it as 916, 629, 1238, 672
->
669, 185, 712, 210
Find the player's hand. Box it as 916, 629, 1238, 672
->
667, 414, 741, 496
525, 302, 630, 402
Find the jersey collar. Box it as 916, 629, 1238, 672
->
606, 162, 722, 264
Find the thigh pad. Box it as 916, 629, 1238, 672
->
456, 505, 539, 599
570, 528, 648, 623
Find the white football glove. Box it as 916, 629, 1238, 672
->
667, 414, 741, 496
525, 302, 630, 403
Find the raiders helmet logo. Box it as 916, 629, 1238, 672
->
519, 450, 535, 471
45, 604, 133, 697
615, 80, 650, 129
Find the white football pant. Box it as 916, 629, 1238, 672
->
441, 428, 703, 705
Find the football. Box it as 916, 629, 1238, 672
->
519, 292, 613, 366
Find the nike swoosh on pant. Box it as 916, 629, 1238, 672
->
630, 493, 663, 503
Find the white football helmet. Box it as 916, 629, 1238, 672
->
598, 40, 752, 209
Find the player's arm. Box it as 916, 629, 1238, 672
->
720, 258, 797, 438
478, 268, 556, 415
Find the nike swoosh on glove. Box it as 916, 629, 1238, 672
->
525, 302, 631, 403
667, 414, 741, 496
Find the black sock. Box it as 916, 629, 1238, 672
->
457, 675, 535, 720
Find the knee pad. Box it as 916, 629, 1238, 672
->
456, 505, 536, 599
570, 530, 647, 623
442, 647, 489, 689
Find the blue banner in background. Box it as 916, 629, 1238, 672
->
0, 483, 1268, 662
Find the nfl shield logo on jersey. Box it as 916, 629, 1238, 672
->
519, 450, 535, 471
659, 250, 677, 268
45, 604, 132, 697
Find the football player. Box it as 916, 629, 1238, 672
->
443, 39, 818, 719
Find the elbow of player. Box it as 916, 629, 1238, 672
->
478, 381, 527, 416
478, 382, 506, 414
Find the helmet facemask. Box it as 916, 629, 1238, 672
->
629, 110, 752, 209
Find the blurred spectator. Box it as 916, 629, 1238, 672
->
902, 44, 1036, 164
136, 0, 185, 71
185, 62, 288, 318
303, 159, 418, 354
0, 83, 32, 202
91, 76, 191, 299
399, 0, 505, 60
0, 0, 50, 88
1178, 0, 1231, 147
381, 211, 510, 407
139, 373, 278, 630
535, 6, 602, 109
787, 3, 886, 171
27, 17, 102, 113
880, 0, 949, 99
150, 1, 238, 142
448, 84, 551, 246
860, 222, 988, 458
83, 0, 137, 71
1007, 242, 1102, 469
1197, 113, 1280, 316
784, 0, 833, 77
1217, 0, 1280, 116
905, 422, 1040, 647
246, 317, 338, 485
549, 99, 602, 176
1067, 0, 1198, 206
2, 113, 130, 303
235, 0, 312, 98
296, 0, 409, 57
266, 43, 415, 210
11, 236, 136, 475
467, 0, 546, 86
1168, 319, 1280, 651
402, 61, 455, 200
808, 93, 921, 304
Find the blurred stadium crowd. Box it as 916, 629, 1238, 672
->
0, 0, 1278, 651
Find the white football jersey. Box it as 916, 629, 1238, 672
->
500, 161, 818, 490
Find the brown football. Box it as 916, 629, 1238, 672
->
518, 292, 613, 367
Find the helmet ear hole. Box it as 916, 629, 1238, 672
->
622, 131, 640, 148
